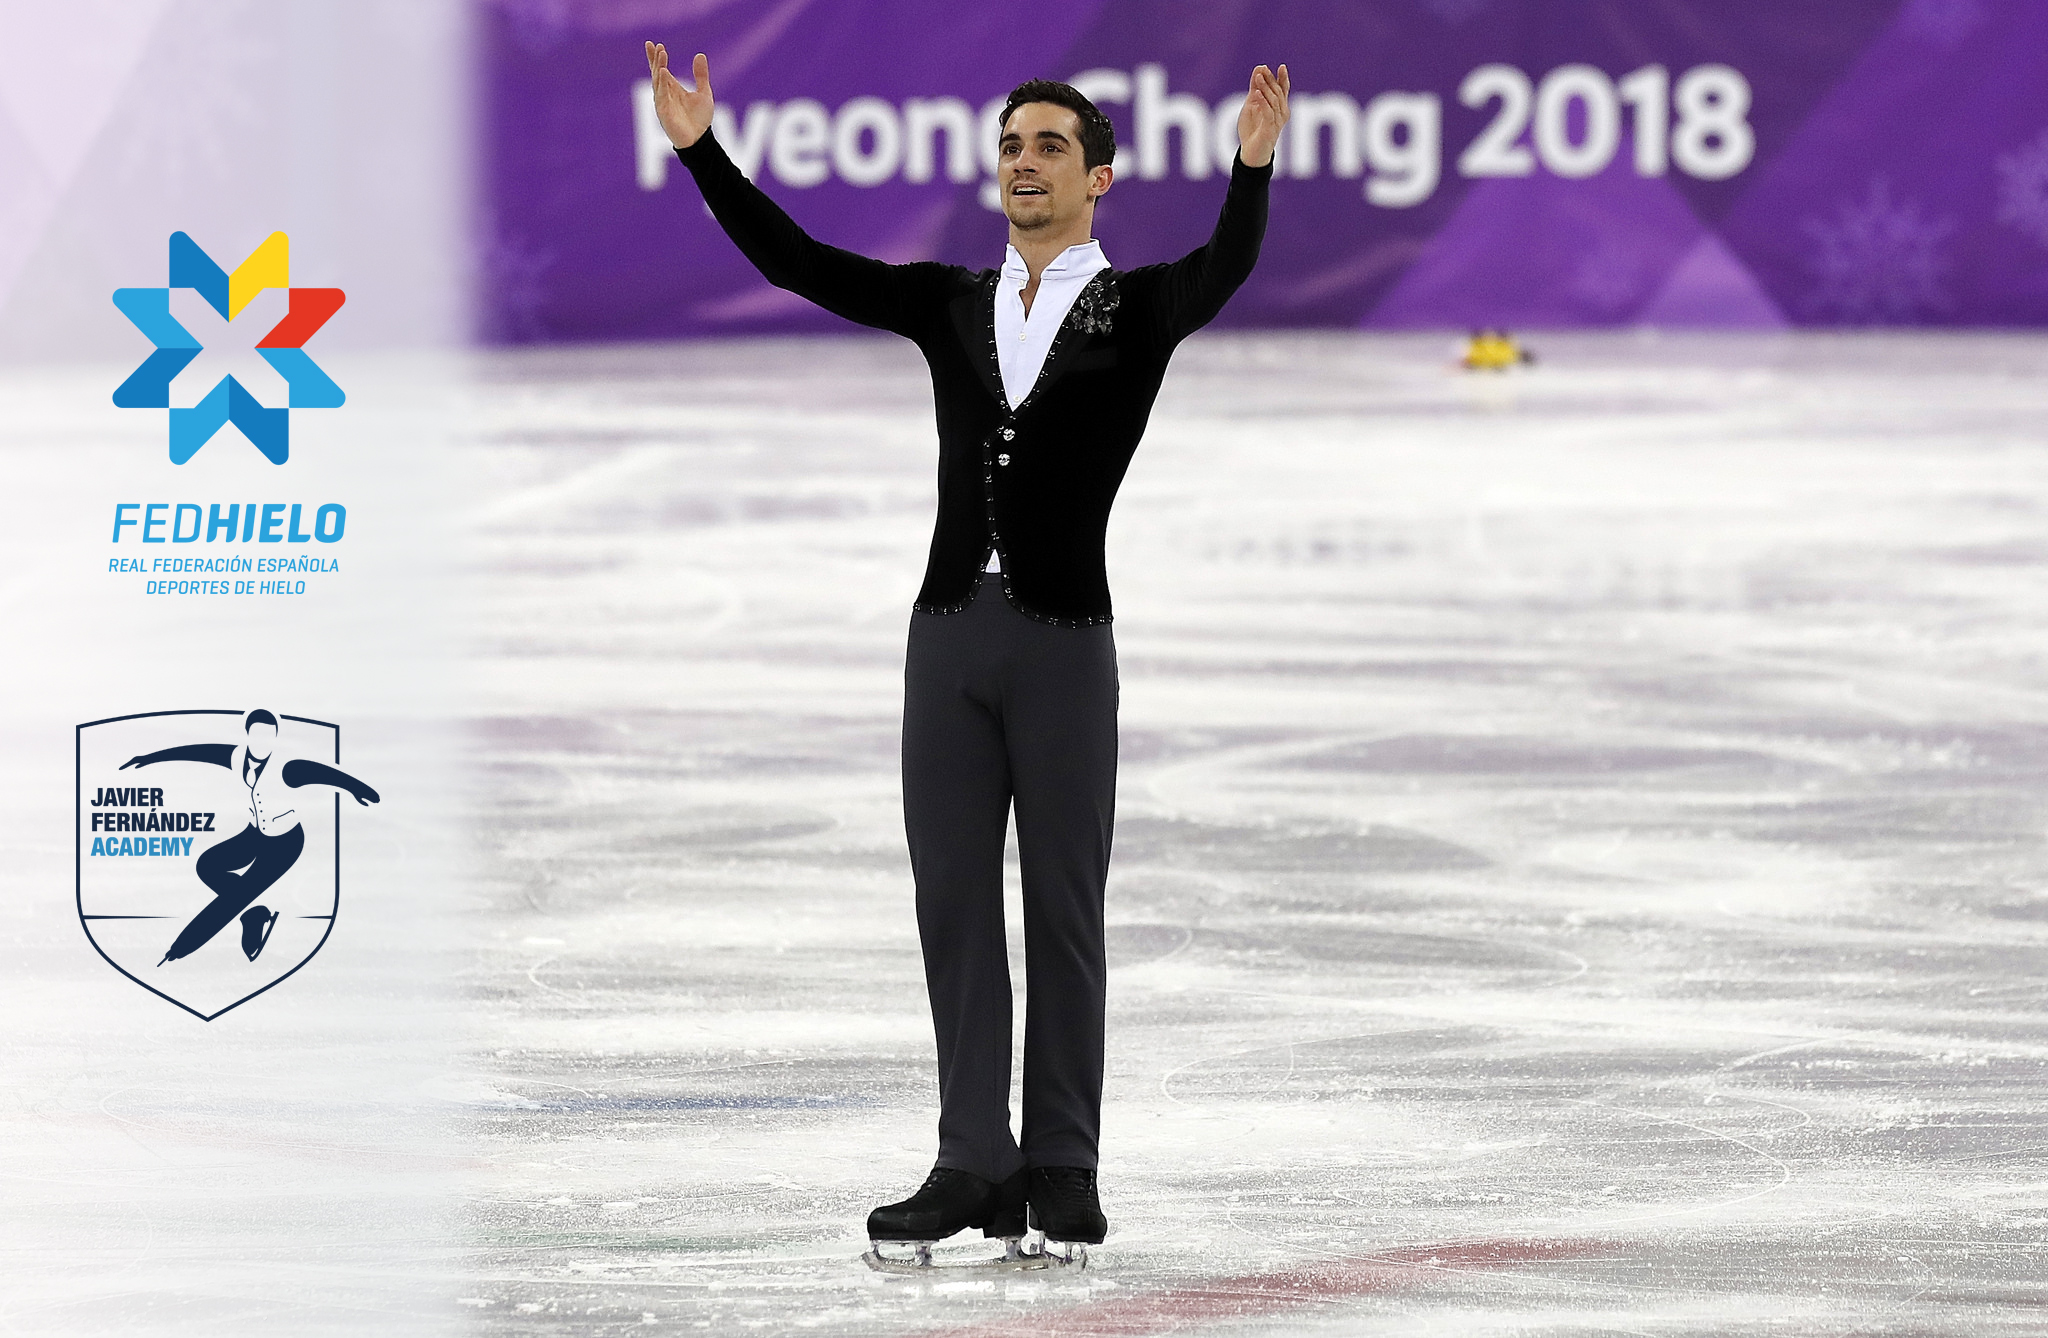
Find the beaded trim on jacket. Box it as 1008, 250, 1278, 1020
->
914, 271, 1121, 628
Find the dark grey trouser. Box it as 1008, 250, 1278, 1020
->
904, 572, 1118, 1181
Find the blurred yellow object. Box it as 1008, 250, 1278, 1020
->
1461, 329, 1533, 371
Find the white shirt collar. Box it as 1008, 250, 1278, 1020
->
1001, 239, 1110, 284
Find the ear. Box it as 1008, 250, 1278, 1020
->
1088, 163, 1114, 199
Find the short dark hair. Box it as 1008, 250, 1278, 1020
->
245, 709, 278, 731
999, 79, 1116, 170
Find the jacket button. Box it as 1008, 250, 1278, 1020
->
998, 453, 1011, 466
1000, 427, 1015, 441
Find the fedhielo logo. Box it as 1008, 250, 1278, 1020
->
76, 709, 379, 1020
112, 232, 345, 465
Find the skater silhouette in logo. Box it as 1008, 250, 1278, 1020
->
120, 710, 378, 965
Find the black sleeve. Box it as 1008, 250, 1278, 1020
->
125, 743, 234, 769
1150, 152, 1273, 345
675, 130, 948, 336
282, 759, 379, 803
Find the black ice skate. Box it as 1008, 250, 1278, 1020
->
239, 905, 279, 961
1025, 1166, 1106, 1265
865, 1166, 1083, 1273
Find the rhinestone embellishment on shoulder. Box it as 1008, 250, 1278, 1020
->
1068, 273, 1119, 336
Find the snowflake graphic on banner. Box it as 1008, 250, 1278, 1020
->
1801, 177, 1955, 323
1996, 129, 2048, 249
1570, 235, 1648, 317
1900, 0, 1986, 48
482, 227, 558, 343
1417, 0, 1494, 23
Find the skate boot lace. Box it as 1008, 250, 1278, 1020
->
1036, 1167, 1096, 1198
911, 1166, 981, 1200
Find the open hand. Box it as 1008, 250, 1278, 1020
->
645, 42, 713, 149
1237, 64, 1291, 169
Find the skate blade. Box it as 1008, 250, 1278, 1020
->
863, 1233, 1088, 1275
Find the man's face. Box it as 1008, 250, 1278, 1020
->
246, 722, 277, 761
998, 102, 1112, 233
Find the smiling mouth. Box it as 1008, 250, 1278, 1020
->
1011, 184, 1048, 197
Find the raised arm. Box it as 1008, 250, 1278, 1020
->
1153, 63, 1289, 344
121, 743, 234, 770
281, 759, 380, 806
645, 42, 939, 335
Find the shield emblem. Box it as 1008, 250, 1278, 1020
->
76, 709, 342, 1020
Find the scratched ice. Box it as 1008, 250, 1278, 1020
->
5, 332, 2048, 1335
448, 332, 2048, 1336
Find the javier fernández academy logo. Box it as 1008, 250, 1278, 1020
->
76, 709, 379, 1020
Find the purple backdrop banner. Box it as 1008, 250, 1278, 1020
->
481, 0, 2048, 340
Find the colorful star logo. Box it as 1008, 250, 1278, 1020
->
112, 232, 345, 465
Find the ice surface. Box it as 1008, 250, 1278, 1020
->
7, 332, 2048, 1334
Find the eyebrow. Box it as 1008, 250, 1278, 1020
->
1000, 129, 1075, 146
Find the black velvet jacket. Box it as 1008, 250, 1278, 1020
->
676, 131, 1271, 625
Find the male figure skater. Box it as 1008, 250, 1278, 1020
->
646, 41, 1289, 1254
122, 709, 379, 965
